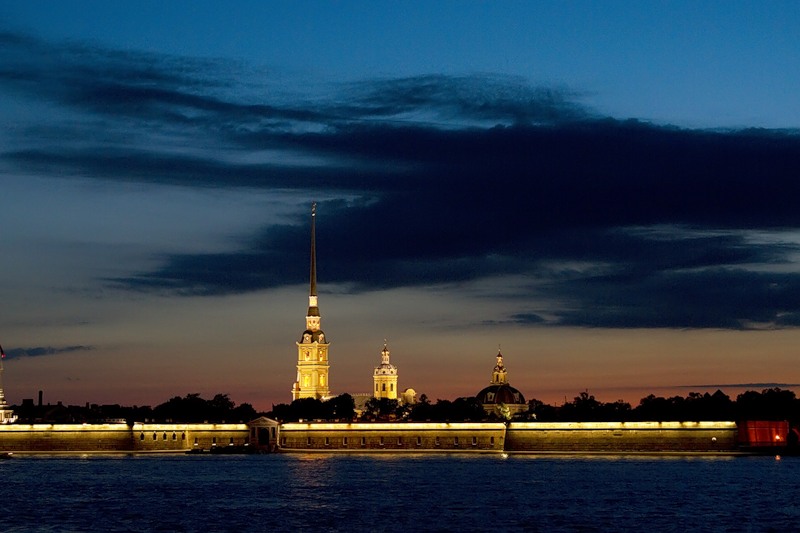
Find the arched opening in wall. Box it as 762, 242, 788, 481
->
181, 433, 186, 441
140, 433, 145, 441
162, 432, 167, 441
229, 437, 234, 445
152, 432, 157, 441
172, 432, 177, 441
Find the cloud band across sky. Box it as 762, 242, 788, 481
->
2, 30, 800, 332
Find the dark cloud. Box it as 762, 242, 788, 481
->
4, 30, 800, 330
4, 346, 94, 359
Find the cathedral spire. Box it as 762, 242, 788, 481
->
307, 202, 319, 317
310, 202, 317, 297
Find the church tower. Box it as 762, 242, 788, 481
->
373, 341, 398, 400
292, 203, 331, 401
0, 344, 18, 424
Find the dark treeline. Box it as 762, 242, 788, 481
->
266, 388, 800, 424
12, 393, 257, 424
12, 388, 800, 424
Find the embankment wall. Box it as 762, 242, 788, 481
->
0, 423, 249, 453
505, 421, 739, 453
279, 422, 507, 452
278, 421, 741, 453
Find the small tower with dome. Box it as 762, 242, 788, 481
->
373, 341, 398, 400
475, 349, 527, 419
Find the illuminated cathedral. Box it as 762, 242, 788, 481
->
291, 203, 331, 401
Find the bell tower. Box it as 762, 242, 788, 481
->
292, 203, 331, 401
373, 341, 398, 400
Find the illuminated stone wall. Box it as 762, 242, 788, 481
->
0, 424, 135, 452
0, 423, 249, 453
279, 421, 741, 453
279, 422, 507, 451
505, 421, 739, 453
131, 423, 249, 452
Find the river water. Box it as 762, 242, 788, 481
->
1, 453, 798, 532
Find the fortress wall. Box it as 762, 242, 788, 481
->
0, 424, 134, 452
0, 423, 250, 453
132, 424, 250, 452
505, 421, 739, 453
279, 422, 507, 452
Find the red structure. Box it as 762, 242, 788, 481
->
737, 421, 789, 448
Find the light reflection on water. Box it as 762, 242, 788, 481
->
0, 453, 798, 532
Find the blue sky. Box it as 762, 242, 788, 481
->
1, 1, 800, 410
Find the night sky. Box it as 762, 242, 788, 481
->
2, 1, 800, 410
